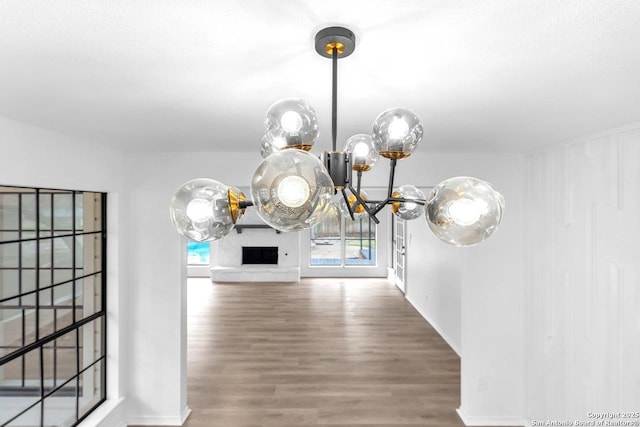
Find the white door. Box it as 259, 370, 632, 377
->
394, 215, 406, 293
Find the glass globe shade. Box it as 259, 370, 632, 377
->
265, 98, 319, 151
391, 185, 425, 220
260, 134, 288, 159
251, 149, 334, 231
343, 134, 379, 172
169, 179, 245, 242
339, 190, 368, 220
316, 202, 340, 227
425, 176, 505, 246
372, 107, 423, 159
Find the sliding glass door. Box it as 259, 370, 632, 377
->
310, 208, 376, 267
302, 189, 388, 278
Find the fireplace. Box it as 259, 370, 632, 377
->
211, 208, 299, 282
242, 246, 278, 265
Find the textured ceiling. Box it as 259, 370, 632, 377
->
1, 0, 640, 153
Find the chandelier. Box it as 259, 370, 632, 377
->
169, 27, 505, 247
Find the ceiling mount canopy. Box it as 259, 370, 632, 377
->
169, 26, 505, 247
314, 26, 356, 58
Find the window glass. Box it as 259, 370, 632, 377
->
310, 205, 376, 267
0, 186, 106, 425
187, 241, 210, 265
345, 215, 376, 266
310, 206, 342, 266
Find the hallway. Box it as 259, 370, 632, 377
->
184, 277, 465, 426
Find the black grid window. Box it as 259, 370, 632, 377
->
0, 185, 106, 427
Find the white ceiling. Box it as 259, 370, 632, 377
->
1, 0, 640, 153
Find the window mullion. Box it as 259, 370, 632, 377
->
0, 186, 107, 425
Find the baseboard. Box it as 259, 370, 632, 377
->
187, 265, 210, 277
127, 407, 192, 426
210, 266, 300, 282
405, 294, 461, 356
387, 267, 395, 281
79, 397, 126, 427
181, 407, 192, 425
456, 407, 525, 426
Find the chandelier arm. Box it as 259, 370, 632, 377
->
350, 170, 364, 216
368, 158, 400, 216
340, 188, 356, 220
370, 200, 387, 216
331, 46, 338, 152
239, 200, 254, 209
348, 185, 380, 224
387, 197, 426, 206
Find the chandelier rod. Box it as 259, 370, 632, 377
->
331, 46, 338, 152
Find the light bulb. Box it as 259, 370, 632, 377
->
446, 198, 482, 226
185, 198, 214, 223
387, 118, 410, 139
280, 111, 303, 133
277, 175, 310, 208
353, 142, 370, 157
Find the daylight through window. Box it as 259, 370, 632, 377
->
0, 185, 107, 426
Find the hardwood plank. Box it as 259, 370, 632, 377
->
179, 277, 469, 427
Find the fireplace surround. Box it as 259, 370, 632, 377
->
210, 209, 300, 282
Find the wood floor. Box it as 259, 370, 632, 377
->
182, 277, 467, 427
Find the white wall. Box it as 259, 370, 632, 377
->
459, 157, 524, 426
124, 151, 263, 425
523, 124, 640, 425
404, 209, 462, 353
0, 116, 129, 425
399, 152, 525, 425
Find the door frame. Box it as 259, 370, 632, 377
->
393, 215, 407, 293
